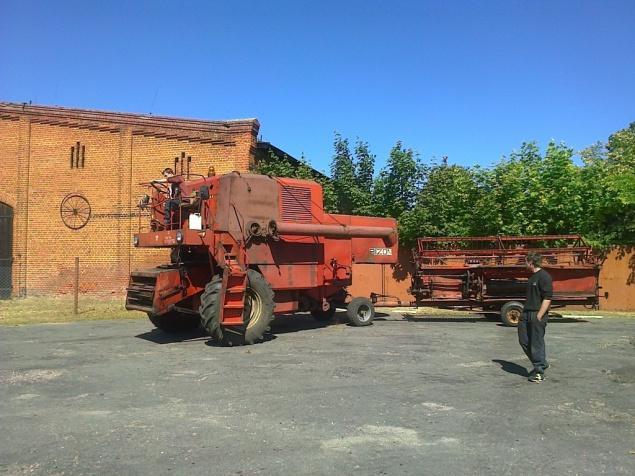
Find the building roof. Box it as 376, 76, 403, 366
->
0, 102, 260, 135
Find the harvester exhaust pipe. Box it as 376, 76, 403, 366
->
274, 222, 397, 247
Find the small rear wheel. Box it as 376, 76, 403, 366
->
347, 297, 375, 326
147, 311, 200, 332
500, 301, 523, 327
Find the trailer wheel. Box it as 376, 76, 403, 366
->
199, 270, 274, 346
311, 304, 336, 322
347, 297, 375, 326
147, 311, 200, 332
500, 301, 523, 327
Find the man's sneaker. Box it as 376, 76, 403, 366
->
528, 373, 545, 383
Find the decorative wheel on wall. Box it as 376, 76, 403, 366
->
60, 194, 91, 230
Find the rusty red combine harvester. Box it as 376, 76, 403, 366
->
409, 235, 601, 326
126, 165, 398, 345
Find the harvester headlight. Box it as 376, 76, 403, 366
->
133, 235, 139, 247
176, 230, 184, 244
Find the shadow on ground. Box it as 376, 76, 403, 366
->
492, 359, 529, 377
136, 328, 208, 344
135, 311, 589, 345
135, 312, 351, 344
271, 313, 340, 334
493, 317, 588, 327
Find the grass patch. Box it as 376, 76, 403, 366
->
380, 306, 474, 316
0, 296, 146, 326
558, 309, 635, 318
1, 297, 632, 327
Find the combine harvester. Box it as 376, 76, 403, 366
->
409, 235, 601, 326
126, 159, 397, 345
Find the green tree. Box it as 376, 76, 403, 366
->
578, 142, 611, 246
351, 139, 375, 215
607, 123, 635, 203
601, 123, 635, 243
252, 149, 313, 179
472, 142, 589, 237
330, 133, 356, 214
537, 141, 584, 234
401, 159, 482, 244
372, 141, 423, 220
473, 142, 547, 235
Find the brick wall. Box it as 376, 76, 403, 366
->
0, 103, 259, 297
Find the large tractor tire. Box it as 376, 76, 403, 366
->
147, 311, 200, 333
199, 269, 275, 346
500, 301, 523, 327
347, 297, 375, 326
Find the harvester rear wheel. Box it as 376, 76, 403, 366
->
347, 297, 375, 326
500, 301, 523, 327
199, 269, 274, 346
147, 311, 200, 332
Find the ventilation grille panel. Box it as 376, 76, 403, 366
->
281, 186, 312, 223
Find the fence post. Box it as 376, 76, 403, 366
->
74, 257, 79, 315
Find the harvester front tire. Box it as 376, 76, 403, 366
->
147, 311, 200, 333
500, 301, 523, 327
347, 297, 375, 326
199, 270, 274, 346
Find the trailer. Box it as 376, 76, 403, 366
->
409, 235, 601, 326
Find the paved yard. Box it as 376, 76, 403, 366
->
1, 313, 634, 475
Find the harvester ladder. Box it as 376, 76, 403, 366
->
219, 255, 248, 328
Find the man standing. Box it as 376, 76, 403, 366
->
519, 252, 553, 383
153, 168, 180, 228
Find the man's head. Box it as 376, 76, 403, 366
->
525, 252, 542, 271
162, 168, 174, 179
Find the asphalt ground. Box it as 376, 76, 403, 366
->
1, 312, 634, 475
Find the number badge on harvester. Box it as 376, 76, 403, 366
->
370, 247, 392, 256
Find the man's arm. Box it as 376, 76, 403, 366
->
537, 298, 552, 321
537, 273, 553, 321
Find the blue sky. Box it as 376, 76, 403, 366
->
1, 0, 634, 173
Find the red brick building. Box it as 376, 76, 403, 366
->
0, 103, 272, 297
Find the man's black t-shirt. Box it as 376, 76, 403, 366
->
524, 268, 553, 311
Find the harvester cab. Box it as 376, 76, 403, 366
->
127, 158, 398, 346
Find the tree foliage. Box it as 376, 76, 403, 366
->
330, 133, 356, 214
254, 122, 635, 249
351, 139, 375, 215
401, 160, 482, 242
372, 142, 423, 219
